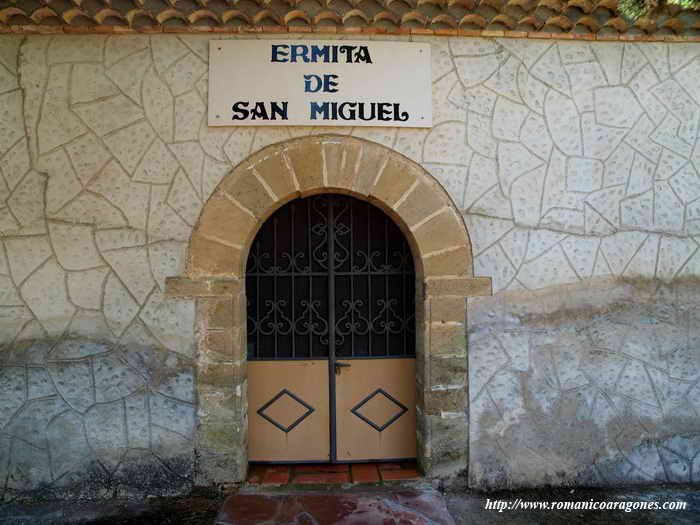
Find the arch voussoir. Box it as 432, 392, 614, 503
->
218, 163, 275, 220
413, 208, 468, 258
323, 137, 363, 190
189, 232, 244, 279
247, 144, 299, 201
284, 137, 325, 193
352, 139, 390, 195
369, 155, 420, 208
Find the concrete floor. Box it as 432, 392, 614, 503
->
1, 484, 698, 524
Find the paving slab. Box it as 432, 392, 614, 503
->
1, 483, 698, 524
216, 485, 455, 525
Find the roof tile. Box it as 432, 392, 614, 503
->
0, 0, 696, 37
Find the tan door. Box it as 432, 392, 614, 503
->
248, 361, 330, 462
335, 358, 416, 461
246, 194, 417, 464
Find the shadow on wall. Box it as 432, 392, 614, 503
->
0, 338, 195, 501
468, 276, 700, 490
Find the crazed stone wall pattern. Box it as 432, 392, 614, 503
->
1, 33, 700, 494
468, 278, 700, 488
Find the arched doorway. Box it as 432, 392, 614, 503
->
246, 194, 417, 463
165, 135, 492, 485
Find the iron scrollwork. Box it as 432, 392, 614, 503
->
247, 194, 415, 360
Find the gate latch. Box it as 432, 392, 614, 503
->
335, 362, 351, 375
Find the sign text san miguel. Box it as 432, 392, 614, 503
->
208, 41, 432, 128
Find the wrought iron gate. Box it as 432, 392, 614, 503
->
246, 194, 416, 463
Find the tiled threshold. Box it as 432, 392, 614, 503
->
247, 462, 421, 486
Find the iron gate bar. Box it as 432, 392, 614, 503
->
246, 194, 416, 462
247, 195, 415, 361
328, 197, 337, 461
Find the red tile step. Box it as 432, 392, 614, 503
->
380, 469, 421, 481
351, 463, 380, 483
294, 472, 350, 484
262, 466, 290, 485
247, 462, 420, 486
378, 462, 421, 481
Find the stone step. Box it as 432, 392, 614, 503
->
216, 485, 456, 525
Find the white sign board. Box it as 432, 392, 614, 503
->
208, 40, 432, 128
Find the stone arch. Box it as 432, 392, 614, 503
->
187, 134, 473, 281
166, 134, 492, 486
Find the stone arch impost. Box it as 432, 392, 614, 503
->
166, 134, 492, 485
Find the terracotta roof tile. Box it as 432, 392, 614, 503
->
0, 0, 698, 37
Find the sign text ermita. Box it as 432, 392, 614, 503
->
208, 40, 432, 128
233, 44, 408, 123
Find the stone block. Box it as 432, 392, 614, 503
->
426, 414, 468, 477
423, 245, 472, 277
196, 193, 256, 248
207, 298, 233, 329
166, 277, 211, 298
209, 280, 243, 297
286, 141, 323, 193
353, 143, 389, 196
199, 360, 246, 390
415, 323, 428, 388
196, 451, 247, 485
416, 411, 431, 466
413, 209, 465, 255
321, 139, 345, 185
198, 391, 247, 453
167, 279, 242, 299
396, 181, 446, 228
324, 138, 362, 190
202, 329, 244, 362
189, 234, 243, 278
430, 355, 467, 389
425, 277, 492, 297
198, 398, 247, 436
219, 167, 274, 219
430, 296, 467, 324
251, 147, 297, 199
419, 387, 467, 415
370, 157, 419, 207
429, 322, 467, 356
232, 291, 246, 324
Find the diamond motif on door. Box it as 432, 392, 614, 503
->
257, 389, 315, 433
351, 388, 408, 432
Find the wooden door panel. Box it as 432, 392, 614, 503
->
248, 360, 330, 462
335, 358, 416, 461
